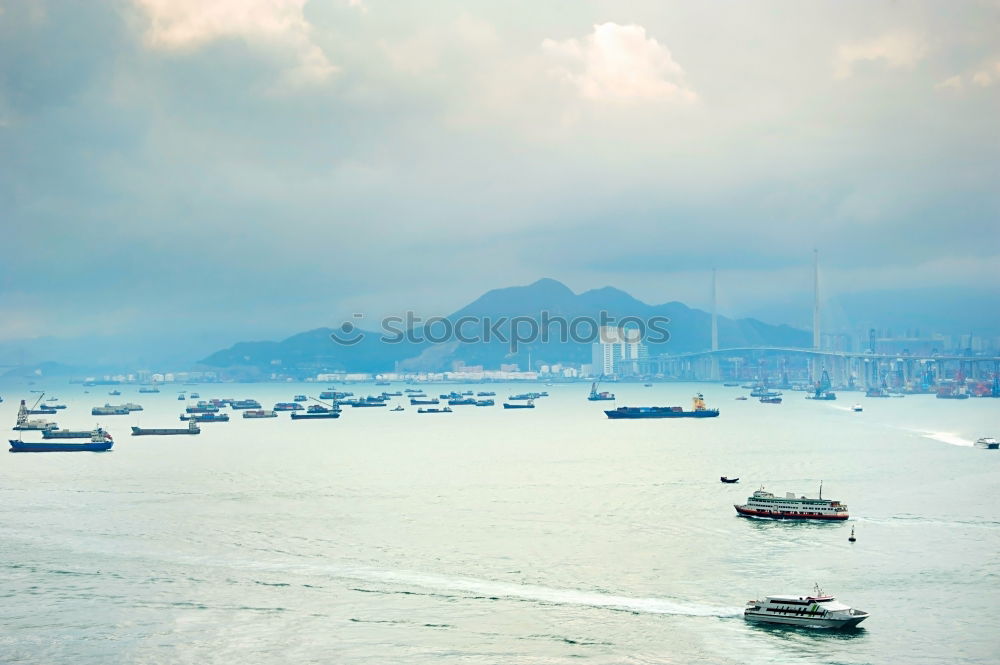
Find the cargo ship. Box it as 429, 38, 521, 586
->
180, 412, 230, 422
410, 397, 439, 405
274, 402, 304, 411
734, 485, 849, 520
290, 404, 341, 420
92, 404, 130, 416
604, 394, 719, 419
417, 407, 452, 414
10, 429, 113, 453
132, 421, 201, 435
503, 400, 535, 409
243, 409, 278, 418
43, 428, 102, 439
230, 399, 262, 409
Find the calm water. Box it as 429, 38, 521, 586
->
1, 382, 998, 664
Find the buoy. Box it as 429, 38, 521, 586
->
848, 526, 856, 543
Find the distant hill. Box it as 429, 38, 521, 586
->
200, 278, 810, 373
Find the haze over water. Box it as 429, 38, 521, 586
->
2, 383, 997, 664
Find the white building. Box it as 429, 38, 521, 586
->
591, 326, 648, 377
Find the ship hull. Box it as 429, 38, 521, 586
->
9, 439, 112, 452
734, 505, 848, 520
290, 412, 341, 420
131, 427, 200, 435
605, 409, 719, 419
744, 612, 867, 629
42, 430, 95, 439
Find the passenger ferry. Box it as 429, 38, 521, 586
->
744, 585, 868, 629
734, 485, 849, 520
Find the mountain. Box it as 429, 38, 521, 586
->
200, 278, 810, 374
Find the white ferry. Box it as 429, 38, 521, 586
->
745, 586, 869, 629
734, 484, 849, 520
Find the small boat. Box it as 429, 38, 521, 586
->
417, 407, 452, 414
189, 393, 200, 398
132, 421, 201, 436
391, 406, 404, 412
138, 386, 160, 394
108, 390, 122, 396
643, 383, 653, 387
177, 394, 186, 400
759, 396, 782, 404
10, 429, 113, 452
735, 396, 748, 401
476, 391, 496, 397
852, 404, 863, 412
723, 383, 739, 387
293, 395, 307, 402
503, 400, 535, 409
720, 476, 740, 483
744, 585, 868, 629
975, 437, 999, 450
474, 399, 495, 406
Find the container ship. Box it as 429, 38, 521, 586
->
734, 485, 849, 520
604, 394, 719, 419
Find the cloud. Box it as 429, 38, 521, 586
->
834, 31, 926, 79
936, 59, 1000, 91
542, 23, 696, 103
971, 61, 1000, 87
132, 0, 336, 84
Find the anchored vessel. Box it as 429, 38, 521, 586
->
587, 382, 616, 401
131, 421, 201, 436
290, 404, 341, 420
503, 400, 535, 409
243, 409, 278, 418
10, 429, 113, 453
43, 428, 102, 439
605, 394, 719, 419
744, 586, 869, 629
735, 485, 849, 520
975, 437, 999, 449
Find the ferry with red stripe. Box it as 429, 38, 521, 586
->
734, 485, 849, 521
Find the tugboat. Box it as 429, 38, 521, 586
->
604, 394, 719, 419
975, 437, 999, 450
734, 484, 849, 520
10, 428, 113, 452
852, 404, 863, 412
720, 476, 740, 483
744, 585, 868, 629
588, 382, 616, 401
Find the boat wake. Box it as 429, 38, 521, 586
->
326, 566, 742, 618
913, 430, 975, 447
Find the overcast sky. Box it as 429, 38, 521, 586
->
2, 0, 998, 344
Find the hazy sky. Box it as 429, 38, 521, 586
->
2, 0, 998, 344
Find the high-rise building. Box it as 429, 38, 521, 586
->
591, 326, 648, 377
